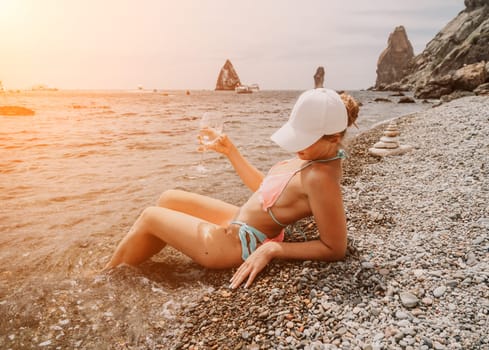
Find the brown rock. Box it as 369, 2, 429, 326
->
465, 0, 489, 10
374, 98, 392, 103
414, 74, 454, 99
398, 96, 415, 103
474, 82, 489, 95
375, 26, 414, 88
452, 61, 487, 91
440, 90, 475, 102
215, 59, 241, 91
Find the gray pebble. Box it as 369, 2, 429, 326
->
433, 286, 447, 298
397, 319, 411, 328
400, 292, 419, 308
446, 280, 458, 288
373, 332, 384, 342
361, 261, 375, 269
241, 331, 250, 340
395, 310, 409, 319
433, 341, 446, 350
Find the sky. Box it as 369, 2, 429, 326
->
0, 0, 464, 91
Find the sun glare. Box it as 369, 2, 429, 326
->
0, 0, 21, 25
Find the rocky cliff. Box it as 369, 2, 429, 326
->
376, 0, 489, 98
215, 59, 241, 91
375, 26, 414, 90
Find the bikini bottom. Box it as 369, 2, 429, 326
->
230, 220, 284, 260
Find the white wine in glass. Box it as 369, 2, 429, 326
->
197, 112, 224, 173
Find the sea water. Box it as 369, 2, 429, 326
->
0, 89, 428, 293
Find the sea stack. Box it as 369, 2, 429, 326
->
215, 59, 241, 91
375, 26, 414, 90
369, 121, 413, 157
314, 66, 325, 88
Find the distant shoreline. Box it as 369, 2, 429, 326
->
2, 88, 394, 93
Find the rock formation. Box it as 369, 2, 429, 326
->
369, 121, 413, 157
398, 96, 415, 103
314, 67, 325, 88
215, 59, 241, 91
380, 1, 489, 98
375, 26, 414, 90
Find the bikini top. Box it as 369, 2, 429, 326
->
258, 149, 346, 227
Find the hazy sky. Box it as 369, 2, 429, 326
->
0, 0, 464, 90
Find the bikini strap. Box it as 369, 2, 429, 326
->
299, 149, 347, 171
267, 208, 288, 227
313, 149, 347, 163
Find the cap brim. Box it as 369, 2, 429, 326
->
271, 122, 322, 153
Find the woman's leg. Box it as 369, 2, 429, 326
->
104, 206, 243, 270
157, 189, 239, 225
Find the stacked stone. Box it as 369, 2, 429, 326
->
369, 121, 413, 156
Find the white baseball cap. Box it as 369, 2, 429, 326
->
271, 88, 347, 152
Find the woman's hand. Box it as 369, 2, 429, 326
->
198, 129, 264, 191
229, 242, 278, 289
198, 130, 235, 156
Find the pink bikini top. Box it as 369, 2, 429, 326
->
258, 150, 346, 227
259, 159, 301, 211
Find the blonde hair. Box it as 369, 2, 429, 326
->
340, 93, 359, 128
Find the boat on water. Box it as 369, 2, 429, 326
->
235, 85, 253, 94
235, 83, 260, 94
31, 84, 58, 91
249, 83, 260, 91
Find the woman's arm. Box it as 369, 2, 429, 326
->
302, 168, 348, 259
272, 168, 347, 261
202, 132, 264, 191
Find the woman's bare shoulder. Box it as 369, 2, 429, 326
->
302, 162, 341, 186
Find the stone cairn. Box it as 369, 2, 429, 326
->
369, 121, 413, 156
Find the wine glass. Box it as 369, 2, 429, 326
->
197, 112, 224, 173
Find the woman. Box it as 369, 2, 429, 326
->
105, 88, 359, 289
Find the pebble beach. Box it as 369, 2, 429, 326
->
1, 95, 488, 349
175, 96, 489, 350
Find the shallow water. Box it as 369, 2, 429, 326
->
0, 89, 429, 307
